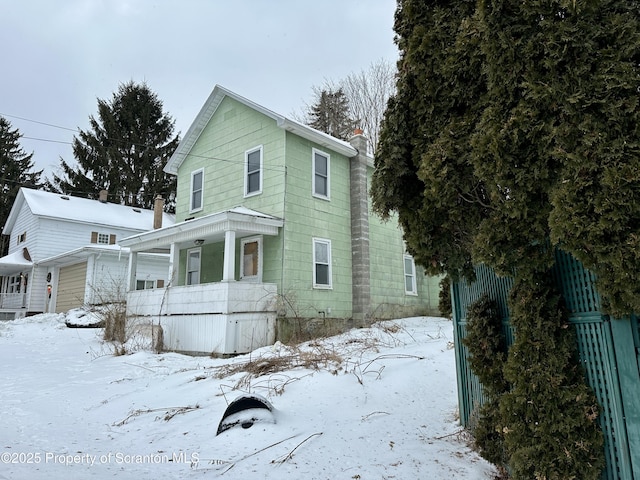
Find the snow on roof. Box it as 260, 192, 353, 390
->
17, 188, 175, 231
0, 249, 33, 275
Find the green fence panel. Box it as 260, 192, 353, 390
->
451, 251, 638, 480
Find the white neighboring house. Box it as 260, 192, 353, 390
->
0, 188, 174, 320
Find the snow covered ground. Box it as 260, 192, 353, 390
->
0, 312, 497, 480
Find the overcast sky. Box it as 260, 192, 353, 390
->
1, 0, 399, 181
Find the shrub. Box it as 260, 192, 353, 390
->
463, 295, 509, 467
500, 277, 604, 480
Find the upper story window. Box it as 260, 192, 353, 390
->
91, 232, 116, 245
404, 254, 417, 295
312, 148, 330, 199
313, 237, 332, 289
245, 146, 263, 197
17, 232, 27, 244
190, 168, 204, 213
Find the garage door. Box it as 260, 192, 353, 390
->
56, 262, 87, 313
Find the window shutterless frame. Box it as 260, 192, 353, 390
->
190, 168, 204, 213
244, 146, 263, 197
312, 148, 330, 199
404, 254, 417, 295
313, 237, 332, 288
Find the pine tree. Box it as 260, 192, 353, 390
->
306, 88, 357, 140
0, 116, 42, 256
48, 81, 179, 211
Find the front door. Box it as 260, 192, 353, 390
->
240, 236, 262, 282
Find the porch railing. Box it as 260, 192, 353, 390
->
0, 292, 26, 309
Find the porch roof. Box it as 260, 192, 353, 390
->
118, 207, 284, 253
0, 248, 33, 275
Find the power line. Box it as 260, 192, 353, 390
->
0, 112, 79, 133
3, 112, 288, 173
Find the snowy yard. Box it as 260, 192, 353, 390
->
0, 313, 497, 480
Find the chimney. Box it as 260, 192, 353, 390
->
98, 190, 108, 203
153, 195, 164, 229
348, 129, 371, 325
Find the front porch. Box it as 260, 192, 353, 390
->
119, 207, 284, 355
126, 281, 278, 355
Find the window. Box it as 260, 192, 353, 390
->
17, 232, 26, 244
186, 248, 201, 285
136, 280, 155, 290
245, 146, 263, 197
190, 168, 204, 212
241, 236, 262, 281
90, 232, 116, 244
404, 255, 417, 295
312, 149, 330, 199
8, 275, 21, 293
313, 238, 332, 288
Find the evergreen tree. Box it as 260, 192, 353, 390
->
306, 88, 357, 140
371, 0, 488, 280
501, 278, 604, 480
0, 116, 42, 256
48, 81, 179, 211
370, 0, 640, 476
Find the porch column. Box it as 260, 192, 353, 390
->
127, 251, 138, 292
222, 230, 236, 282
168, 243, 179, 286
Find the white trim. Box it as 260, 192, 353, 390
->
403, 254, 417, 295
312, 148, 330, 200
190, 168, 204, 213
186, 248, 201, 285
240, 235, 263, 282
313, 237, 332, 289
244, 145, 263, 197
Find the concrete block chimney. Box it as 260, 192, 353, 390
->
349, 129, 371, 325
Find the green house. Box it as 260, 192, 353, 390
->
120, 85, 440, 355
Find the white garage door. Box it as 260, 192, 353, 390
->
56, 262, 87, 313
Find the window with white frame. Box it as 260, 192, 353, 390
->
97, 233, 110, 245
90, 231, 115, 245
245, 146, 263, 197
404, 254, 417, 295
136, 279, 155, 290
312, 149, 330, 199
241, 236, 262, 281
186, 248, 201, 285
313, 238, 332, 288
190, 168, 204, 213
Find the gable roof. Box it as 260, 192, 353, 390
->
3, 188, 175, 234
164, 85, 358, 175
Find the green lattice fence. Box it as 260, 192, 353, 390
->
452, 250, 640, 480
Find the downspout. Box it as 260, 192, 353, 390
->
280, 132, 288, 313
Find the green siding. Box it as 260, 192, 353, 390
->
175, 96, 286, 222
278, 132, 353, 318
171, 94, 440, 320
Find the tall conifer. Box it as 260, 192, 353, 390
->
0, 116, 42, 256
48, 81, 179, 211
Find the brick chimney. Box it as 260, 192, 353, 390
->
349, 129, 371, 325
98, 190, 108, 203
153, 195, 164, 229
